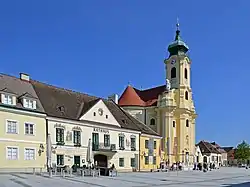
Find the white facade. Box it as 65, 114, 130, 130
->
47, 100, 140, 172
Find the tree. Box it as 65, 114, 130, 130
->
235, 140, 250, 163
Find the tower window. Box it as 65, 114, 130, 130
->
171, 67, 176, 78
150, 118, 155, 125
173, 121, 176, 128
184, 68, 188, 79
186, 119, 189, 127
185, 91, 188, 100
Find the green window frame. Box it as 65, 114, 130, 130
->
119, 158, 124, 167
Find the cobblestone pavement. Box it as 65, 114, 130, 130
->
0, 167, 250, 187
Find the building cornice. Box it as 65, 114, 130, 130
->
46, 116, 141, 134
141, 133, 162, 139
0, 105, 46, 118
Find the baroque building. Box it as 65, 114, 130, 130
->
0, 73, 47, 171
118, 23, 197, 166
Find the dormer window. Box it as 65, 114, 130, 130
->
1, 94, 14, 105
23, 98, 36, 109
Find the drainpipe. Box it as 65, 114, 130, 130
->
46, 119, 49, 171
138, 134, 141, 171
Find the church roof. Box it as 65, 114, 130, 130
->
118, 85, 166, 107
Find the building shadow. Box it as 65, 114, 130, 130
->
223, 182, 250, 187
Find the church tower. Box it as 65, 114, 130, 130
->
157, 21, 197, 166
118, 21, 197, 169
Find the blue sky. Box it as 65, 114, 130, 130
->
0, 0, 249, 147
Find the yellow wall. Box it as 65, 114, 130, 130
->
0, 108, 46, 170
140, 135, 161, 171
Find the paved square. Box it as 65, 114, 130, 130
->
0, 167, 250, 187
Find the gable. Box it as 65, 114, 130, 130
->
79, 99, 120, 127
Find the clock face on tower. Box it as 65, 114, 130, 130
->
171, 59, 176, 65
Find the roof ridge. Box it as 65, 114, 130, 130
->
140, 84, 165, 92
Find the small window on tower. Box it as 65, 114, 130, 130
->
186, 119, 189, 127
171, 67, 176, 78
173, 121, 176, 128
184, 68, 188, 79
150, 118, 155, 125
185, 91, 188, 100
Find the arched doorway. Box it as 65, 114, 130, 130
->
94, 154, 108, 168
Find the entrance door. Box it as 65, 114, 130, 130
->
92, 133, 99, 149
74, 156, 81, 168
94, 154, 107, 168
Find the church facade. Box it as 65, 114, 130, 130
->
118, 24, 197, 166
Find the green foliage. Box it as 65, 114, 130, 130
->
235, 140, 250, 162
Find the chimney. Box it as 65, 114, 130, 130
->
108, 94, 119, 104
20, 73, 30, 82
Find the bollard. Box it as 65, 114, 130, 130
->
60, 168, 63, 176
81, 169, 83, 177
40, 168, 42, 175
62, 170, 65, 178
69, 168, 72, 177
33, 168, 35, 175
49, 168, 52, 177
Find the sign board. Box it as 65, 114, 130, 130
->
93, 127, 109, 134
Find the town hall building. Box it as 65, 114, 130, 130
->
118, 23, 197, 167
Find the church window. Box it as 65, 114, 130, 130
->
184, 68, 188, 79
185, 91, 188, 100
171, 67, 176, 78
173, 121, 176, 128
186, 119, 189, 127
150, 118, 155, 125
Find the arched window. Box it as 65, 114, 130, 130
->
150, 118, 155, 125
186, 119, 189, 127
185, 91, 188, 100
171, 67, 176, 78
184, 68, 188, 79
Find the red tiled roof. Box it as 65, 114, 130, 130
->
118, 85, 166, 107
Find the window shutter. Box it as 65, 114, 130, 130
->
1, 94, 5, 103
33, 100, 37, 109
12, 96, 16, 105
23, 99, 28, 107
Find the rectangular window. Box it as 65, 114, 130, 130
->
7, 147, 18, 160
154, 141, 157, 149
119, 136, 124, 148
56, 128, 64, 142
153, 156, 156, 165
131, 158, 136, 167
73, 130, 81, 144
24, 148, 35, 160
25, 123, 34, 135
6, 120, 18, 134
23, 99, 36, 109
57, 155, 64, 165
131, 137, 136, 149
145, 156, 149, 165
212, 156, 214, 161
119, 158, 124, 167
104, 134, 110, 147
3, 94, 13, 105
145, 140, 149, 149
